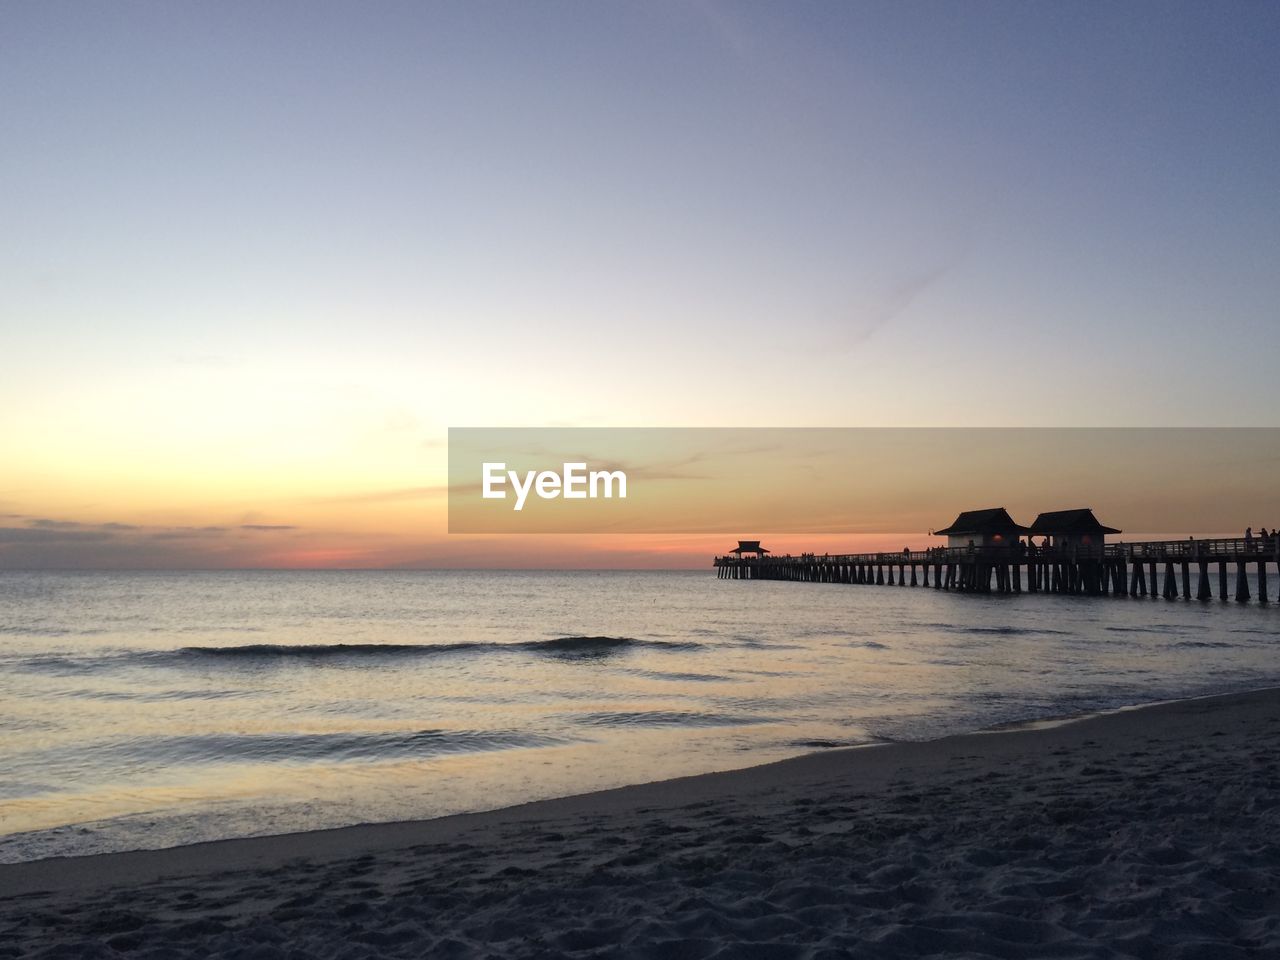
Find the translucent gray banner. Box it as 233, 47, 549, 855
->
448, 427, 1279, 535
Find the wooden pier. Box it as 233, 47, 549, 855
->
714, 537, 1280, 603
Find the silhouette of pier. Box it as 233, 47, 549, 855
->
714, 510, 1280, 603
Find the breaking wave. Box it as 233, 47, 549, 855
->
15, 637, 702, 674
11, 727, 573, 773
180, 636, 699, 659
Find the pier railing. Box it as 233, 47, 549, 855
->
1117, 538, 1278, 559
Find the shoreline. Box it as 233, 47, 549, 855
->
0, 687, 1215, 886
0, 686, 1274, 926
1, 682, 1263, 887
1, 684, 1272, 897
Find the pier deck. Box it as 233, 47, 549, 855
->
714, 537, 1280, 602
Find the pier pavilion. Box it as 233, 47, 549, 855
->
932, 508, 1028, 549
1028, 508, 1120, 550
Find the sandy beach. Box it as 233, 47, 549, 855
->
3, 687, 1279, 958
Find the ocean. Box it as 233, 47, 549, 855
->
2, 569, 1278, 863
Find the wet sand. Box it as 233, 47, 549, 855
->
4, 687, 1280, 958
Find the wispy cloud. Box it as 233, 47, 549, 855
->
31, 518, 85, 529
0, 519, 296, 555
148, 526, 229, 541
0, 526, 115, 544
313, 486, 448, 505
29, 518, 141, 532
832, 259, 960, 352
0, 514, 303, 566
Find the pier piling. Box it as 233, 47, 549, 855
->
1197, 561, 1211, 601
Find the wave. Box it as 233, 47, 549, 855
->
9, 654, 123, 676
731, 637, 806, 650
0, 625, 107, 637
148, 625, 267, 634
11, 727, 571, 772
1105, 624, 1190, 635
630, 669, 733, 683
518, 636, 697, 656
571, 710, 774, 728
15, 636, 700, 674
65, 687, 256, 703
180, 642, 485, 659
787, 737, 875, 749
180, 636, 699, 660
913, 623, 1074, 637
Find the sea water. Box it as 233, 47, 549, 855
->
2, 569, 1278, 862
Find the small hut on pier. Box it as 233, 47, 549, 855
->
729, 540, 769, 557
932, 508, 1029, 549
1028, 509, 1120, 550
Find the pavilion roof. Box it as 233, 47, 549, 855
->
933, 507, 1030, 536
1028, 509, 1121, 535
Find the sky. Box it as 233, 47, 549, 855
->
2, 1, 1278, 568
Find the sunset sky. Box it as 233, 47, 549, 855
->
2, 2, 1278, 568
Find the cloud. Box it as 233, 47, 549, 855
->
2, 515, 297, 547
832, 261, 958, 352
148, 527, 229, 540
314, 486, 448, 504
29, 518, 140, 532
0, 514, 306, 569
0, 526, 115, 543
